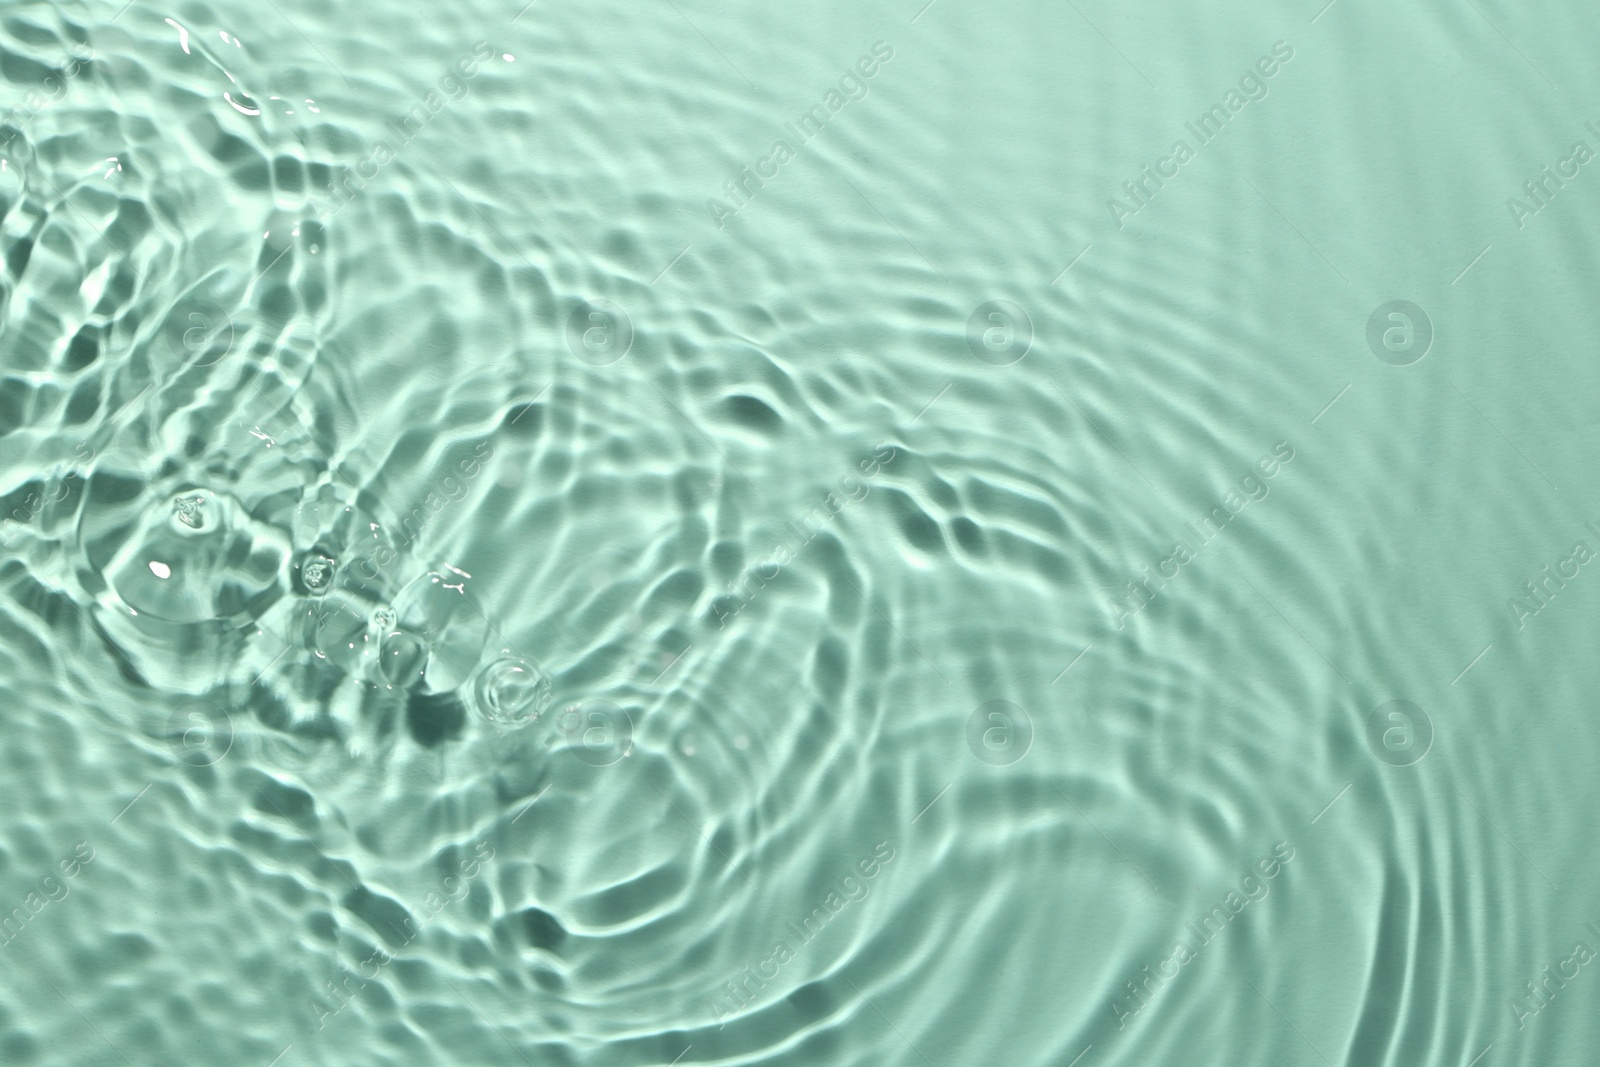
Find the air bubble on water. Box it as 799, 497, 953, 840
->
378, 629, 428, 686
393, 571, 488, 693
93, 484, 291, 694
173, 494, 206, 529
473, 655, 552, 729
298, 552, 336, 595
297, 593, 373, 674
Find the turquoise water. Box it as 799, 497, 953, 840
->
2, 0, 1599, 1064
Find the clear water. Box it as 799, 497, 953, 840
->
1, 1, 1596, 1065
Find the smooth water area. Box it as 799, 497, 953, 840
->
2, 1, 1599, 1064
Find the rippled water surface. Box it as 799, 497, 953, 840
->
3, 1, 1600, 1064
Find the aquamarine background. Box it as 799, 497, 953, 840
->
0, 1, 1596, 1064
